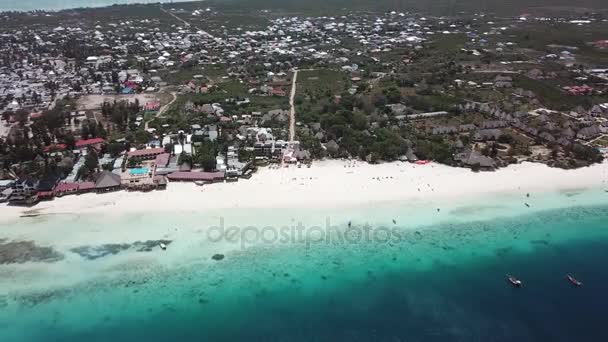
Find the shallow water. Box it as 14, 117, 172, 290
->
1, 190, 608, 341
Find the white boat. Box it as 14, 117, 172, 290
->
507, 274, 522, 287
159, 243, 167, 250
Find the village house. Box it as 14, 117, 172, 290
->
494, 75, 513, 88
577, 126, 601, 140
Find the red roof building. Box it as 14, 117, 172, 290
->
75, 138, 106, 149
78, 182, 96, 192
144, 101, 161, 111
43, 144, 68, 153
128, 147, 166, 159
167, 171, 225, 182
270, 87, 287, 96
37, 191, 54, 199
564, 85, 594, 95
54, 182, 80, 195
594, 40, 608, 49
155, 153, 171, 167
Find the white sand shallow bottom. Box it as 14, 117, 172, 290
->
1, 160, 608, 293
1, 160, 607, 221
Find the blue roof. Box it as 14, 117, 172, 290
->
122, 87, 133, 94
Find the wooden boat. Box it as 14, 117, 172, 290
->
506, 274, 522, 287
566, 274, 582, 286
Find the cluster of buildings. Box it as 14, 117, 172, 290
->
461, 101, 608, 145
1, 6, 607, 203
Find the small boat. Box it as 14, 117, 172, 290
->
348, 221, 351, 227
194, 181, 205, 186
525, 203, 530, 207
392, 219, 397, 224
159, 243, 167, 250
566, 274, 582, 286
506, 274, 522, 288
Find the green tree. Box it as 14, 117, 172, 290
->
383, 87, 402, 104
84, 148, 99, 173
107, 142, 126, 157
178, 152, 193, 166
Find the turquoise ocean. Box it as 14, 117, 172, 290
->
1, 189, 608, 341
0, 0, 194, 12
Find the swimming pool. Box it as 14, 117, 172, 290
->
129, 168, 149, 176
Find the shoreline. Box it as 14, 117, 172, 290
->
1, 160, 607, 295
1, 159, 607, 223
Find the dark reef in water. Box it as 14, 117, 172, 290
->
0, 295, 8, 308
0, 240, 63, 264
70, 240, 172, 260
14, 288, 72, 307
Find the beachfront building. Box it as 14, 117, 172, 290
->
8, 178, 39, 205
153, 175, 168, 190
78, 182, 96, 194
54, 182, 80, 197
225, 146, 251, 178
0, 179, 15, 191
122, 165, 156, 191
254, 140, 289, 159
167, 171, 225, 183
454, 150, 497, 171
95, 171, 122, 192
0, 188, 12, 203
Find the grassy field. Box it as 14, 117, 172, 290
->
297, 69, 350, 96
507, 22, 608, 66
217, 80, 249, 96
428, 33, 468, 53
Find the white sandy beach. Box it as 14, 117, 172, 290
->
1, 160, 608, 294
1, 160, 607, 222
